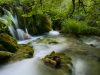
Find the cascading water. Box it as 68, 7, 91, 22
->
0, 8, 61, 41
48, 30, 60, 36
0, 8, 31, 40
1, 7, 99, 75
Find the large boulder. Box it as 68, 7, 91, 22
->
0, 51, 13, 64
0, 33, 18, 53
26, 15, 52, 35
21, 14, 52, 35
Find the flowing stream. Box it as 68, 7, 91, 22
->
0, 33, 70, 75
0, 9, 100, 75
0, 34, 100, 75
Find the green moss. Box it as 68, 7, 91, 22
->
40, 15, 52, 33
36, 37, 59, 44
0, 33, 18, 53
43, 51, 72, 72
0, 51, 13, 64
0, 44, 7, 51
23, 14, 52, 35
10, 45, 34, 62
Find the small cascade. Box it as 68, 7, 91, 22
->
12, 14, 19, 28
8, 26, 16, 38
48, 30, 60, 36
16, 29, 26, 40
0, 8, 31, 40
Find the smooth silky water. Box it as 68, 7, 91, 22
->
0, 8, 100, 75
0, 31, 70, 75
0, 33, 100, 75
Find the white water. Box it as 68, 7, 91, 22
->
12, 15, 19, 28
80, 36, 100, 48
48, 30, 60, 36
17, 30, 60, 44
73, 58, 88, 75
0, 8, 31, 40
0, 35, 69, 75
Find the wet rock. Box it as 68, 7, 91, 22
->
24, 14, 52, 35
10, 45, 34, 62
36, 37, 59, 44
0, 44, 7, 51
0, 51, 13, 64
43, 51, 72, 71
0, 33, 18, 53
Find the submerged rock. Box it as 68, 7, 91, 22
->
43, 51, 72, 72
0, 51, 13, 64
0, 33, 18, 53
36, 37, 59, 44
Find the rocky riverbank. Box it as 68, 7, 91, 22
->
0, 33, 34, 64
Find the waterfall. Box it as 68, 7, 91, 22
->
12, 14, 19, 28
0, 8, 31, 40
48, 30, 60, 36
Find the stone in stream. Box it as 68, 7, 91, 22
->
43, 51, 72, 72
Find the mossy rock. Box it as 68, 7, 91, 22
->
25, 14, 52, 35
36, 37, 59, 44
11, 45, 34, 61
40, 15, 52, 33
0, 51, 13, 64
0, 44, 7, 51
43, 51, 72, 72
0, 33, 18, 53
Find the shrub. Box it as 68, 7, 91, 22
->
62, 19, 88, 34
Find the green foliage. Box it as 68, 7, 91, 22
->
0, 21, 7, 30
62, 18, 100, 35
62, 19, 87, 34
22, 0, 72, 20
0, 9, 13, 32
0, 0, 100, 36
26, 14, 52, 35
0, 33, 18, 53
0, 0, 16, 4
61, 0, 100, 35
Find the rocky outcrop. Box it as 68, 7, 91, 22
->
25, 14, 52, 35
0, 33, 34, 64
0, 33, 18, 53
15, 6, 52, 35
